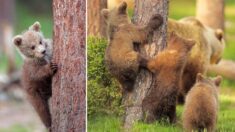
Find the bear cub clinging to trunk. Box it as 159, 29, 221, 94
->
101, 1, 163, 91
183, 73, 222, 132
13, 22, 57, 130
142, 32, 195, 123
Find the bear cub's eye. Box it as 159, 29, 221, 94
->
39, 40, 42, 45
31, 46, 35, 50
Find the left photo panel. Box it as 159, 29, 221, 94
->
0, 0, 86, 132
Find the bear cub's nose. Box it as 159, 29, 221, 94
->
41, 50, 46, 54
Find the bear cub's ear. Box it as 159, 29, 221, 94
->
13, 35, 22, 47
213, 76, 222, 87
196, 73, 205, 82
101, 9, 110, 20
117, 1, 127, 14
215, 29, 224, 41
29, 21, 41, 32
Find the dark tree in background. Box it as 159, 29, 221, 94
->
52, 0, 86, 131
196, 0, 224, 30
122, 0, 169, 129
88, 0, 107, 37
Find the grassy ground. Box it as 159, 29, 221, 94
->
88, 0, 235, 131
88, 88, 235, 132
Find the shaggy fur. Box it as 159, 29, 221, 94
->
13, 22, 57, 130
101, 2, 163, 91
142, 32, 195, 123
183, 73, 222, 132
168, 17, 225, 103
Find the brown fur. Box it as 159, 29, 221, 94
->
101, 2, 163, 91
13, 22, 57, 130
168, 17, 225, 103
183, 73, 222, 132
142, 32, 195, 123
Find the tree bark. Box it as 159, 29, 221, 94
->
123, 0, 169, 129
52, 0, 86, 132
88, 0, 107, 37
196, 0, 224, 30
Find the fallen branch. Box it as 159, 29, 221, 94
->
208, 59, 235, 80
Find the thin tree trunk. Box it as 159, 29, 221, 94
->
196, 0, 224, 30
123, 0, 169, 129
0, 0, 16, 74
88, 0, 107, 37
52, 0, 86, 132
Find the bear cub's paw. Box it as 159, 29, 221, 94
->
148, 14, 163, 31
50, 61, 58, 75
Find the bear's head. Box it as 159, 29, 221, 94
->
155, 32, 195, 69
209, 28, 225, 64
13, 22, 50, 60
167, 32, 195, 55
101, 1, 130, 27
196, 73, 222, 95
179, 17, 225, 64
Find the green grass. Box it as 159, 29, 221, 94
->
88, 90, 235, 132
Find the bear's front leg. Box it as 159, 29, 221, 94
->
30, 62, 58, 81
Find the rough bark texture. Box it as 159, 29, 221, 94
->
208, 60, 235, 81
88, 0, 107, 37
123, 0, 169, 129
52, 0, 86, 132
196, 0, 224, 30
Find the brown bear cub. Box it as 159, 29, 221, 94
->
183, 73, 222, 132
142, 32, 195, 123
13, 22, 57, 130
101, 1, 163, 91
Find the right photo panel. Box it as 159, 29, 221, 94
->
87, 0, 235, 131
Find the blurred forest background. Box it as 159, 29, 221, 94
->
88, 0, 235, 131
0, 0, 52, 131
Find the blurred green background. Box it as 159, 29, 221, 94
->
88, 0, 235, 132
0, 0, 53, 73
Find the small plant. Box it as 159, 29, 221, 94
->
88, 37, 123, 117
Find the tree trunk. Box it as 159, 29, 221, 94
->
123, 0, 169, 129
88, 0, 107, 37
52, 0, 86, 132
0, 0, 16, 73
196, 0, 224, 30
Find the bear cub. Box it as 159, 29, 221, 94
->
142, 32, 195, 123
183, 73, 222, 132
101, 1, 163, 91
13, 22, 57, 130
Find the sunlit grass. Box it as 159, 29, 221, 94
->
89, 91, 235, 132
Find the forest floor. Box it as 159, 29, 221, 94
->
88, 87, 235, 132
88, 0, 235, 131
0, 87, 46, 132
